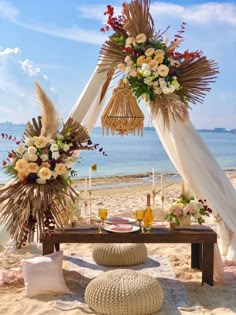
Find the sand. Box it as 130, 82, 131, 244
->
1, 173, 236, 315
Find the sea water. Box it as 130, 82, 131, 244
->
0, 124, 236, 183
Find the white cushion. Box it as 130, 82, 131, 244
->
21, 250, 70, 297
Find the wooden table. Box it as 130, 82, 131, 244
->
40, 226, 217, 286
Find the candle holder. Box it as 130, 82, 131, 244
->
84, 200, 89, 224
152, 189, 158, 221
88, 190, 92, 223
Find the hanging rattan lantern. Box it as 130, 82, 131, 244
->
101, 79, 144, 136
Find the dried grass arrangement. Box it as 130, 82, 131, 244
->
101, 79, 144, 136
99, 0, 219, 128
0, 82, 94, 247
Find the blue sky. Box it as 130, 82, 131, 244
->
0, 0, 235, 129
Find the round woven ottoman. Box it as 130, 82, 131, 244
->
92, 243, 147, 266
85, 269, 163, 315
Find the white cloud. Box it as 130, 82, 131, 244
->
0, 0, 19, 20
50, 87, 56, 93
0, 47, 20, 57
16, 22, 107, 45
19, 59, 41, 77
43, 74, 48, 80
151, 2, 236, 26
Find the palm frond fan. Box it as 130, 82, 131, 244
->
101, 79, 144, 136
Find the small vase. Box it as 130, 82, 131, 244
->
179, 215, 191, 226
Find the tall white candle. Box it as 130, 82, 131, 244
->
152, 168, 155, 190
88, 167, 92, 190
84, 178, 87, 200
161, 174, 164, 195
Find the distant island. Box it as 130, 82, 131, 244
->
198, 127, 236, 134
0, 122, 235, 134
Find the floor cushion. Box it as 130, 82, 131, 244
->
85, 269, 163, 315
92, 243, 148, 266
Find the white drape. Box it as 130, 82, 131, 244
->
67, 63, 112, 133
149, 107, 236, 259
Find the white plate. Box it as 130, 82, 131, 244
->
103, 225, 140, 233
105, 217, 136, 224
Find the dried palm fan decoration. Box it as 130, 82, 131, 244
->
101, 79, 144, 135
0, 82, 94, 247
98, 0, 219, 128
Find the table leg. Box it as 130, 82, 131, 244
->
202, 243, 214, 286
42, 242, 54, 255
191, 243, 202, 270
55, 243, 60, 251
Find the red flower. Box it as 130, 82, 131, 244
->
2, 161, 6, 166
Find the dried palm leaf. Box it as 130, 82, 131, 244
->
123, 0, 155, 38
35, 81, 60, 138
24, 117, 42, 138
99, 0, 155, 73
148, 93, 189, 128
177, 57, 219, 104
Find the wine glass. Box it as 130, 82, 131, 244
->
136, 209, 145, 233
98, 208, 108, 233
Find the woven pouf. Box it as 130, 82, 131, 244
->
85, 269, 163, 315
92, 243, 147, 266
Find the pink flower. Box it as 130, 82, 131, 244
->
173, 207, 183, 217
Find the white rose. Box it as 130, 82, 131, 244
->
36, 178, 46, 185
25, 137, 33, 147
141, 63, 150, 70
159, 80, 167, 88
162, 87, 171, 94
33, 136, 48, 148
49, 139, 56, 144
16, 146, 25, 155
158, 64, 169, 77
22, 152, 30, 161
52, 151, 60, 160
63, 144, 70, 152
54, 163, 67, 175
29, 153, 38, 162
28, 146, 37, 154
40, 154, 48, 161
50, 143, 59, 152
154, 87, 162, 95
145, 47, 155, 57
144, 77, 154, 86
155, 49, 165, 55
135, 33, 147, 44
142, 69, 151, 77
38, 167, 52, 180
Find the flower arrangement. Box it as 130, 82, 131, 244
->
113, 30, 183, 102
165, 187, 212, 225
0, 82, 98, 247
99, 1, 219, 126
4, 130, 87, 185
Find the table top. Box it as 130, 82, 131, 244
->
40, 226, 217, 244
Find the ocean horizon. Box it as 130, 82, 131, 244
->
0, 124, 236, 184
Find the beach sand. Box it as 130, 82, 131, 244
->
1, 173, 236, 315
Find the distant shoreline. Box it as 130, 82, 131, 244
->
0, 123, 235, 134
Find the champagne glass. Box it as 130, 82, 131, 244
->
98, 208, 108, 233
136, 209, 145, 233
